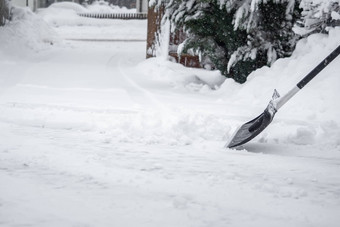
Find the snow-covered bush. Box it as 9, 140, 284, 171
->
154, 0, 301, 83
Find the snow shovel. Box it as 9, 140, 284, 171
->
227, 44, 340, 148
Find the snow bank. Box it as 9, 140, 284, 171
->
136, 58, 225, 90
47, 2, 88, 13
37, 3, 85, 26
0, 7, 60, 57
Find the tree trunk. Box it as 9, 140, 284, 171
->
0, 0, 10, 26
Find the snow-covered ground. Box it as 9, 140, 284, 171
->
0, 5, 340, 227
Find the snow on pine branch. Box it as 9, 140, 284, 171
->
301, 0, 340, 17
299, 0, 340, 32
229, 0, 297, 31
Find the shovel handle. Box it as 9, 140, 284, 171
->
297, 45, 340, 89
276, 44, 340, 110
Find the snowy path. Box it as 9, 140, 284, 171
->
1, 33, 340, 226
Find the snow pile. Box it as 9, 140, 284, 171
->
136, 58, 225, 90
37, 3, 86, 26
46, 2, 88, 13
0, 7, 60, 57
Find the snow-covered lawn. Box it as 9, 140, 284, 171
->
0, 5, 339, 227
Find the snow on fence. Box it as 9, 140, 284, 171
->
78, 13, 147, 20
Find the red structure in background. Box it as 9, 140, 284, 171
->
146, 5, 201, 68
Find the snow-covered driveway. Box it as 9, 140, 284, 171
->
1, 13, 340, 227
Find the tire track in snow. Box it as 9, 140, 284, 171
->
105, 54, 178, 127
118, 59, 169, 112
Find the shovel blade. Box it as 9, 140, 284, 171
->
226, 107, 276, 148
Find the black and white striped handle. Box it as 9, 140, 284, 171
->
297, 45, 340, 89
276, 44, 340, 110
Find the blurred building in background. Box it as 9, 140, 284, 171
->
10, 0, 80, 11
136, 0, 147, 13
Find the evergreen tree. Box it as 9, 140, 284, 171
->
154, 0, 302, 83
173, 1, 250, 83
